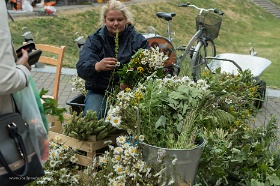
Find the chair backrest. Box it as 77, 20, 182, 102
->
35, 44, 66, 102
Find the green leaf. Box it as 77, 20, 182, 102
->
155, 115, 166, 129
250, 179, 265, 186
267, 173, 280, 185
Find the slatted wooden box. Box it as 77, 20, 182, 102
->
46, 115, 117, 167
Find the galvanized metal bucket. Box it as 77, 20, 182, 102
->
140, 137, 205, 185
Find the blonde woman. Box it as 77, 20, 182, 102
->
76, 0, 149, 119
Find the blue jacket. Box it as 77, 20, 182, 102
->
76, 24, 149, 94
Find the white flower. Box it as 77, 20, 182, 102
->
112, 154, 121, 163
110, 116, 121, 127
114, 146, 124, 154
196, 79, 208, 89
225, 98, 233, 104
117, 91, 125, 101
128, 146, 137, 157
99, 156, 107, 165
113, 164, 124, 174
117, 136, 126, 144
138, 135, 144, 142
49, 160, 58, 167
70, 155, 78, 163
188, 80, 196, 87
105, 114, 111, 123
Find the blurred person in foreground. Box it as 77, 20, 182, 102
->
0, 3, 31, 115
76, 0, 149, 119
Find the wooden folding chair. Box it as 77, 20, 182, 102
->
35, 44, 66, 102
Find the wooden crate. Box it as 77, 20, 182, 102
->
46, 115, 117, 167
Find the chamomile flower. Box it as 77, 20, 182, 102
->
114, 146, 124, 154
113, 164, 124, 174
99, 156, 107, 165
117, 136, 126, 144
49, 160, 58, 167
70, 155, 78, 163
110, 116, 121, 127
138, 135, 144, 142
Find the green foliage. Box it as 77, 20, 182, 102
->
196, 115, 280, 185
40, 88, 66, 123
28, 140, 80, 185
63, 109, 120, 141
117, 47, 168, 88
107, 69, 258, 149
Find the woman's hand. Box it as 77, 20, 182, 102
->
95, 57, 117, 72
16, 49, 31, 71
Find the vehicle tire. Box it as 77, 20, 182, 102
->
191, 39, 216, 81
254, 80, 266, 109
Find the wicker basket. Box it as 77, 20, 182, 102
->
196, 13, 222, 40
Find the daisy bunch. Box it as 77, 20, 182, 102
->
84, 135, 170, 185
117, 46, 169, 88
33, 139, 80, 185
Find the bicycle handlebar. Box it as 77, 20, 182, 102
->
178, 3, 224, 15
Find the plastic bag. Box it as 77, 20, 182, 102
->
30, 77, 49, 133
43, 6, 56, 15
13, 76, 49, 164
22, 0, 33, 12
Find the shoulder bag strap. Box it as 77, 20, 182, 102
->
0, 121, 29, 177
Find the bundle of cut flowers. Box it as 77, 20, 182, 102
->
82, 136, 174, 185
106, 73, 235, 149
117, 46, 169, 89
31, 138, 80, 185
70, 76, 87, 97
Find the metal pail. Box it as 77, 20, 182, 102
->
140, 137, 205, 185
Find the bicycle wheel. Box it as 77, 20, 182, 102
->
191, 39, 216, 81
254, 80, 266, 109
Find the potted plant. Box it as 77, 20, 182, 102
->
106, 69, 242, 184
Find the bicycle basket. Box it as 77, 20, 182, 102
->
196, 13, 222, 40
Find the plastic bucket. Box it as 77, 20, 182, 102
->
66, 94, 85, 115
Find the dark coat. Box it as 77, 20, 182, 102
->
76, 24, 149, 94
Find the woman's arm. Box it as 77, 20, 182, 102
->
76, 35, 101, 81
0, 3, 30, 95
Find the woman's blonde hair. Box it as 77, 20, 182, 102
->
99, 0, 134, 26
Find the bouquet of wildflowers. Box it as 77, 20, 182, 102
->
117, 47, 169, 88
33, 138, 80, 185
83, 136, 173, 185
106, 70, 257, 149
70, 76, 87, 96
106, 75, 218, 149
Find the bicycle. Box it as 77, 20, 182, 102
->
143, 3, 224, 81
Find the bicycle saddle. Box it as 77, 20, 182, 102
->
156, 12, 176, 21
